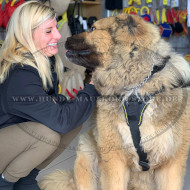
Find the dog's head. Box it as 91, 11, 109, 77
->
65, 14, 160, 70
65, 14, 190, 96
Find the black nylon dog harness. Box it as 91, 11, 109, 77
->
123, 98, 150, 171
121, 56, 171, 171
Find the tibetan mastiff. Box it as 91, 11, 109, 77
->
39, 14, 190, 190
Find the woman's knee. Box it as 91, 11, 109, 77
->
0, 122, 61, 182
17, 122, 61, 148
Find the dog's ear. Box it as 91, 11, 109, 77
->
125, 15, 136, 25
116, 15, 137, 35
125, 15, 137, 35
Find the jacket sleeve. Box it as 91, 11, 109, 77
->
5, 68, 100, 134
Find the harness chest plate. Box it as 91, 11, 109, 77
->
123, 99, 150, 171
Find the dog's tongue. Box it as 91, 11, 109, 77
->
65, 50, 69, 53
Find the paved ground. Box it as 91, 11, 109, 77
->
37, 120, 190, 189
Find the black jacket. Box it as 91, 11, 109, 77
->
0, 57, 99, 134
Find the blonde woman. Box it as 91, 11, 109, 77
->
0, 1, 99, 190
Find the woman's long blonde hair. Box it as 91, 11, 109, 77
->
0, 1, 63, 90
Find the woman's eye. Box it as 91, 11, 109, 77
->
46, 30, 52, 34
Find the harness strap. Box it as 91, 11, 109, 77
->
120, 55, 171, 171
123, 100, 150, 171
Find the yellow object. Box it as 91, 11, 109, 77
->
57, 12, 68, 31
134, 0, 141, 5
122, 104, 129, 125
11, 0, 18, 6
156, 9, 160, 24
128, 6, 138, 14
128, 0, 141, 5
146, 0, 152, 3
163, 0, 167, 5
112, 9, 118, 16
58, 84, 62, 94
0, 0, 3, 5
138, 103, 149, 125
122, 8, 129, 14
161, 8, 167, 23
185, 55, 190, 63
140, 6, 150, 15
179, 10, 187, 23
128, 0, 133, 6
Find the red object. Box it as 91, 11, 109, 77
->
2, 2, 9, 29
166, 9, 174, 24
7, 0, 24, 18
129, 12, 137, 15
66, 89, 75, 99
142, 14, 151, 22
171, 8, 179, 22
0, 4, 3, 27
73, 88, 79, 94
2, 0, 25, 29
144, 16, 149, 22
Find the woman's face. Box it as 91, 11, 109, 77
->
32, 18, 61, 57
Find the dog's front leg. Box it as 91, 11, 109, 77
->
99, 151, 130, 190
74, 152, 98, 190
74, 131, 99, 190
154, 149, 189, 190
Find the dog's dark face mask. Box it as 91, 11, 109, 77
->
65, 33, 101, 71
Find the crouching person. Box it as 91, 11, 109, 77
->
0, 1, 99, 190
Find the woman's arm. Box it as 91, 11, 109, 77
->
5, 67, 99, 134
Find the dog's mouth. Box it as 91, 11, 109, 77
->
66, 49, 91, 56
65, 36, 100, 71
65, 48, 100, 71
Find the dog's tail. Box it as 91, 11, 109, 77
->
38, 170, 76, 190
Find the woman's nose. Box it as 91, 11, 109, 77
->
54, 28, 61, 40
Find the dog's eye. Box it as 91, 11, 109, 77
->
91, 26, 96, 31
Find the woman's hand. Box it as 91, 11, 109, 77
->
89, 80, 94, 85
89, 72, 94, 85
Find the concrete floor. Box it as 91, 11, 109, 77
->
37, 120, 190, 189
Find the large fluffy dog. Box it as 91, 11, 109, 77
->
39, 14, 190, 190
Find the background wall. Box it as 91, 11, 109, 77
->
102, 0, 190, 56
1, 0, 189, 57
